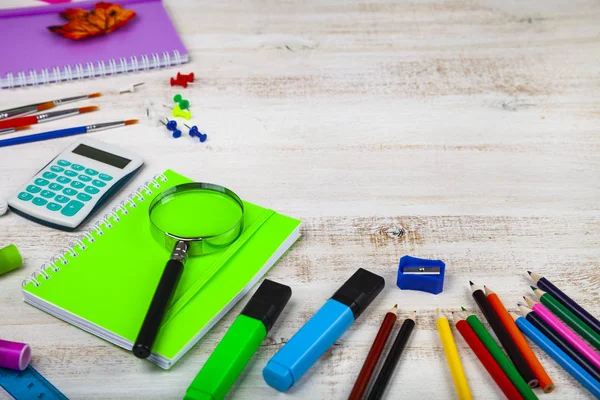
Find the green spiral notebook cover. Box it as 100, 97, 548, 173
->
21, 169, 301, 369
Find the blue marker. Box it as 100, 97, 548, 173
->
263, 268, 385, 391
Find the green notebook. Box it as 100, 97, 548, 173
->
21, 169, 301, 369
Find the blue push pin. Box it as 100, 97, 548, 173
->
161, 118, 182, 138
185, 124, 207, 142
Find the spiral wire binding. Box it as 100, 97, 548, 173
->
22, 174, 169, 288
3, 51, 185, 89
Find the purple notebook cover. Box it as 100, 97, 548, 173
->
0, 0, 187, 79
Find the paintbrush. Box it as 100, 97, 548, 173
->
0, 106, 99, 130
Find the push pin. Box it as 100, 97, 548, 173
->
119, 82, 145, 94
185, 124, 207, 142
170, 77, 188, 88
177, 72, 194, 83
160, 118, 181, 138
173, 94, 190, 110
396, 255, 446, 294
172, 105, 191, 120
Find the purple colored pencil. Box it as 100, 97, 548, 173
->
529, 271, 600, 336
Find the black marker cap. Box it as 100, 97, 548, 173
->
241, 279, 292, 332
331, 268, 385, 319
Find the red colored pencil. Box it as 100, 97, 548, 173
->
348, 305, 398, 400
454, 313, 524, 400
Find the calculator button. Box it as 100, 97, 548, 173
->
85, 168, 98, 176
70, 181, 85, 189
32, 197, 48, 206
99, 173, 113, 181
18, 192, 33, 201
64, 170, 78, 177
84, 186, 100, 195
50, 165, 64, 173
92, 179, 106, 188
71, 164, 84, 171
42, 171, 57, 180
77, 193, 92, 202
55, 195, 69, 204
34, 178, 49, 186
57, 176, 71, 184
46, 202, 62, 212
40, 190, 55, 199
49, 183, 63, 191
57, 159, 71, 166
78, 174, 92, 183
26, 185, 41, 194
63, 188, 77, 196
61, 200, 84, 217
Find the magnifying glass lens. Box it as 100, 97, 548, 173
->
150, 190, 243, 238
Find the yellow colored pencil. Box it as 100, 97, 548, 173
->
436, 309, 472, 400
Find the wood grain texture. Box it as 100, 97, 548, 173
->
0, 0, 599, 399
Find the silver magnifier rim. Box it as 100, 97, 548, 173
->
148, 182, 244, 256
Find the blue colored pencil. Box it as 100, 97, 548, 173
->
511, 312, 600, 398
0, 120, 138, 148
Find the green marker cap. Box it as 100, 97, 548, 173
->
0, 245, 22, 276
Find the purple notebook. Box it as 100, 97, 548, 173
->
0, 0, 188, 89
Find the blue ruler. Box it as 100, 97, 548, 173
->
0, 365, 68, 400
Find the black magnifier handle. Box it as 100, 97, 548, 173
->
133, 242, 187, 359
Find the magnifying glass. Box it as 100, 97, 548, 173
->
133, 183, 244, 359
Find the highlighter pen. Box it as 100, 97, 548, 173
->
263, 268, 385, 392
184, 279, 291, 400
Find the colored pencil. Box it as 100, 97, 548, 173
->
524, 297, 600, 371
453, 313, 523, 400
532, 286, 600, 351
470, 282, 538, 387
485, 286, 554, 393
529, 271, 600, 336
518, 305, 600, 382
366, 312, 415, 400
464, 311, 537, 400
435, 309, 472, 400
349, 305, 398, 400
0, 125, 30, 136
0, 120, 138, 148
511, 312, 600, 398
0, 92, 102, 120
0, 106, 99, 130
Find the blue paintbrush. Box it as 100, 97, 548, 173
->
0, 119, 138, 148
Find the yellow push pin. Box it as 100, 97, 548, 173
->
172, 105, 191, 120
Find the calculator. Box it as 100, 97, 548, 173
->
8, 138, 144, 231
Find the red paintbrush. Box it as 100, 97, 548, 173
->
0, 106, 99, 130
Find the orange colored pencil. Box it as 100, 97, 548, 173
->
485, 286, 554, 393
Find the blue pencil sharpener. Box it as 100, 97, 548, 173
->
396, 255, 445, 295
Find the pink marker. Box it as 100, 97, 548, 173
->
526, 297, 600, 370
0, 339, 31, 371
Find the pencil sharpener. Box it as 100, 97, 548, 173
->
396, 255, 445, 295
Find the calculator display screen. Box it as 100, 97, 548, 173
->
72, 144, 131, 169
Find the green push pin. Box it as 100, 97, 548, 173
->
0, 244, 23, 276
173, 94, 190, 110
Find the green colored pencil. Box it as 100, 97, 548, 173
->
463, 312, 537, 400
532, 286, 600, 350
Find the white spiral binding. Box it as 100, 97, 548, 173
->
3, 51, 185, 88
21, 174, 169, 288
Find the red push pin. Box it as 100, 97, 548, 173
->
170, 77, 188, 88
177, 72, 195, 83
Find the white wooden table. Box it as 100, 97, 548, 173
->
1, 0, 599, 399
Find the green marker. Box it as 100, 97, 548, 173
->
184, 279, 291, 400
532, 286, 600, 350
464, 313, 537, 400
